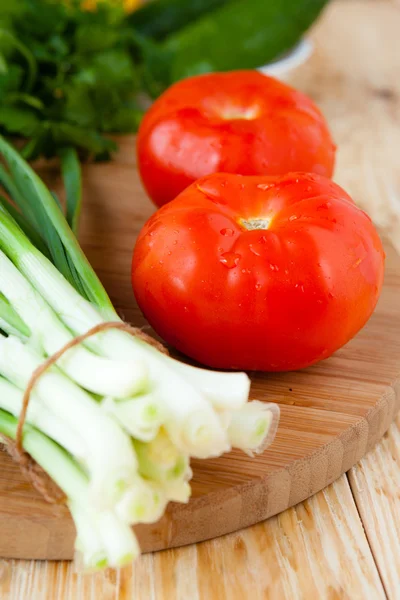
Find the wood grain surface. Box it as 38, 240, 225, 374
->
0, 476, 387, 600
1, 54, 400, 563
1, 0, 400, 597
348, 413, 400, 599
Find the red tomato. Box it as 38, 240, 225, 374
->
137, 71, 336, 207
132, 172, 385, 372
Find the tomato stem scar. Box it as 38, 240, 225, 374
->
239, 218, 271, 231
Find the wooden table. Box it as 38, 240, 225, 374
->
1, 1, 400, 597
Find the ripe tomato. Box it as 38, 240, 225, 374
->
132, 172, 385, 372
137, 71, 336, 207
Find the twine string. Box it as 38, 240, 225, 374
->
3, 321, 167, 503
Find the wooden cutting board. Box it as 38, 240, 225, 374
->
0, 137, 399, 560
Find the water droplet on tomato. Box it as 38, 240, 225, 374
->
167, 251, 172, 256
260, 235, 267, 244
269, 264, 279, 271
257, 183, 274, 191
255, 283, 262, 291
289, 215, 297, 221
159, 260, 164, 265
220, 252, 241, 268
198, 185, 227, 205
284, 269, 289, 275
306, 186, 312, 192
328, 292, 334, 299
220, 228, 234, 237
173, 240, 178, 245
318, 201, 332, 211
249, 245, 260, 256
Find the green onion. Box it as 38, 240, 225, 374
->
0, 249, 148, 397
116, 477, 166, 524
0, 376, 86, 461
163, 479, 192, 503
0, 136, 114, 310
0, 135, 280, 570
133, 429, 189, 483
0, 291, 30, 338
0, 335, 139, 506
227, 401, 280, 456
102, 394, 164, 441
59, 147, 82, 236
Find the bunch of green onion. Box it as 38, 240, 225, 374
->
0, 136, 279, 571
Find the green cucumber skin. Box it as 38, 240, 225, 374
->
163, 0, 330, 82
129, 0, 230, 40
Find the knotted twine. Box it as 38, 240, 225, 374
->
1, 321, 168, 504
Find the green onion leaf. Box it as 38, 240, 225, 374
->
0, 291, 30, 338
0, 195, 49, 258
59, 147, 82, 235
0, 136, 114, 313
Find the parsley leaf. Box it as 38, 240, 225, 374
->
0, 0, 144, 160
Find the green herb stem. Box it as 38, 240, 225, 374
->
0, 29, 37, 92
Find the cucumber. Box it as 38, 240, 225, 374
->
128, 0, 230, 40
161, 0, 329, 82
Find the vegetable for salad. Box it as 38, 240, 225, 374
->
0, 0, 329, 162
132, 171, 385, 371
0, 135, 279, 570
144, 0, 330, 87
128, 0, 230, 40
0, 0, 142, 160
137, 71, 336, 206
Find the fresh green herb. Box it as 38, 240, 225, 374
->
158, 0, 330, 84
128, 0, 230, 40
0, 0, 329, 161
0, 0, 143, 161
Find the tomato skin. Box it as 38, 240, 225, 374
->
132, 172, 385, 371
137, 71, 336, 207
